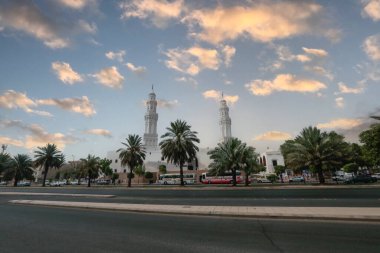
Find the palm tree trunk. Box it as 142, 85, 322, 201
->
13, 178, 18, 187
128, 168, 132, 187
42, 164, 48, 187
232, 169, 237, 186
317, 166, 325, 184
180, 163, 184, 186
245, 172, 249, 186
87, 178, 91, 187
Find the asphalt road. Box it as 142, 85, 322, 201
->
1, 186, 380, 207
0, 202, 379, 253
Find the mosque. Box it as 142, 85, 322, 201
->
107, 87, 283, 175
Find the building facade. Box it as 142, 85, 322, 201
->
259, 150, 285, 174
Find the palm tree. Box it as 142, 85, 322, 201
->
208, 138, 246, 186
80, 154, 100, 187
160, 120, 200, 186
5, 154, 34, 187
34, 143, 64, 187
134, 164, 146, 184
241, 146, 262, 186
0, 152, 12, 176
117, 134, 146, 187
280, 126, 349, 184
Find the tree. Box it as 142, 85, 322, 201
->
208, 138, 247, 186
0, 152, 12, 177
80, 154, 100, 187
343, 163, 360, 174
158, 164, 167, 174
280, 127, 349, 184
111, 173, 119, 185
4, 154, 34, 187
117, 134, 146, 187
34, 144, 65, 187
359, 124, 380, 169
144, 171, 154, 184
274, 165, 286, 183
99, 158, 113, 177
159, 120, 200, 186
134, 164, 146, 184
55, 171, 61, 180
241, 146, 263, 186
266, 174, 277, 183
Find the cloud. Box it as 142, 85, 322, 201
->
183, 2, 337, 44
0, 1, 70, 49
84, 128, 112, 138
317, 118, 363, 130
302, 47, 328, 57
92, 66, 124, 88
0, 90, 51, 116
202, 89, 239, 105
335, 97, 344, 108
275, 45, 311, 63
157, 99, 179, 109
78, 20, 97, 34
222, 45, 236, 66
120, 0, 184, 28
337, 82, 364, 94
175, 76, 198, 86
164, 46, 220, 75
363, 34, 380, 61
254, 131, 292, 141
304, 66, 334, 80
0, 120, 77, 150
57, 0, 96, 10
51, 61, 83, 84
0, 136, 23, 147
362, 0, 380, 21
37, 96, 96, 117
125, 62, 147, 75
245, 74, 327, 96
105, 50, 126, 62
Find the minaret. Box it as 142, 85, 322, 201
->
219, 92, 232, 142
143, 85, 158, 149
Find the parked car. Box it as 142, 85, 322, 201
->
50, 181, 62, 187
289, 176, 305, 183
69, 180, 79, 185
371, 173, 380, 180
0, 181, 8, 186
255, 177, 271, 183
96, 179, 111, 185
17, 181, 31, 186
345, 174, 377, 184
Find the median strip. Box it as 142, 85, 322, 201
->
1, 192, 114, 198
9, 200, 380, 222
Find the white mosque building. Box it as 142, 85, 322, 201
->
107, 88, 283, 175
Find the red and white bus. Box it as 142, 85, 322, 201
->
201, 171, 244, 184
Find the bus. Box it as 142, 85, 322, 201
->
158, 173, 196, 185
201, 171, 244, 184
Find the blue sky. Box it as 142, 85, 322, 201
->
1, 0, 380, 159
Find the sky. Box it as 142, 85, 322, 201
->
1, 0, 380, 160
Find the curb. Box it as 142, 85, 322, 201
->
9, 200, 380, 222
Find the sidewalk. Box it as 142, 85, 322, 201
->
9, 200, 380, 222
0, 192, 114, 198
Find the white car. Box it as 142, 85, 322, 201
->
371, 173, 380, 180
50, 181, 61, 187
256, 177, 271, 183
